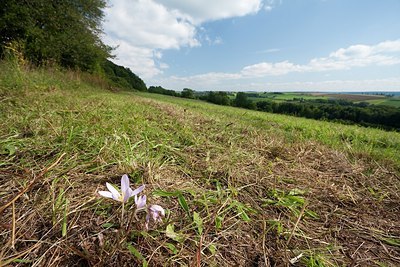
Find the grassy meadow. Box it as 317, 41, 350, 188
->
1, 61, 400, 266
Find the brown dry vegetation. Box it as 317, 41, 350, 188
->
1, 65, 400, 266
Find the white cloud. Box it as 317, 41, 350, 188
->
373, 39, 400, 53
103, 1, 399, 91
203, 35, 223, 45
264, 0, 282, 12
241, 61, 304, 76
241, 39, 400, 77
157, 0, 263, 23
256, 48, 281, 54
265, 6, 273, 12
161, 76, 400, 92
170, 72, 241, 86
104, 38, 162, 78
105, 0, 198, 50
104, 0, 264, 78
308, 41, 400, 71
160, 40, 400, 90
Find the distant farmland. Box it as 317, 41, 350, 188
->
241, 92, 400, 107
310, 93, 386, 101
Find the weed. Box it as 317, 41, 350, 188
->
262, 188, 319, 219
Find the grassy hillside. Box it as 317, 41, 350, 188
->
1, 62, 400, 266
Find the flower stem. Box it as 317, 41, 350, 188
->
121, 202, 125, 228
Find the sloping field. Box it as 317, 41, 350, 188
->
368, 98, 400, 108
1, 64, 400, 266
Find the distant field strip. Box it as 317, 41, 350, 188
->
310, 93, 386, 101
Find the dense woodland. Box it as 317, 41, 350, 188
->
0, 0, 146, 91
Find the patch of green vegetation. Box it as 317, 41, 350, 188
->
367, 97, 400, 108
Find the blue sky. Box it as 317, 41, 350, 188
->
103, 0, 400, 91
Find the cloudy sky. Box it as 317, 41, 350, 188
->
103, 0, 400, 92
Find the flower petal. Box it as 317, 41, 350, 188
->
136, 195, 147, 209
122, 186, 132, 202
131, 184, 145, 196
149, 205, 165, 216
106, 182, 121, 201
151, 210, 159, 221
121, 174, 130, 194
98, 191, 113, 199
145, 213, 150, 230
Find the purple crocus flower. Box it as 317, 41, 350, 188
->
145, 204, 165, 229
99, 174, 144, 203
135, 195, 147, 210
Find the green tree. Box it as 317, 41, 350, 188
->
102, 60, 147, 91
0, 0, 111, 71
256, 101, 273, 112
181, 88, 195, 99
148, 86, 179, 97
234, 92, 255, 109
206, 91, 231, 105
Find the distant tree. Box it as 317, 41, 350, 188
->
148, 86, 179, 97
205, 91, 231, 105
234, 92, 255, 109
256, 101, 273, 112
234, 92, 248, 108
181, 88, 195, 99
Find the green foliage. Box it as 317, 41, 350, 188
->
164, 243, 178, 254
201, 91, 231, 105
0, 0, 111, 71
177, 194, 190, 215
102, 60, 147, 91
380, 237, 400, 247
148, 86, 179, 97
127, 243, 148, 267
234, 92, 255, 109
152, 189, 190, 215
166, 224, 186, 243
193, 212, 203, 235
181, 88, 196, 99
268, 100, 400, 130
256, 100, 274, 112
263, 188, 319, 219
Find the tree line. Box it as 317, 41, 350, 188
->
0, 0, 146, 91
256, 99, 400, 130
147, 86, 400, 131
